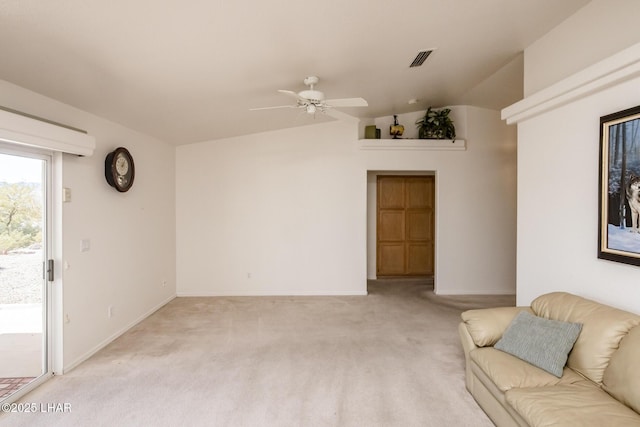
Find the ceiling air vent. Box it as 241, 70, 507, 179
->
410, 50, 434, 68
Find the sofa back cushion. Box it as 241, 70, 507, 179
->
532, 292, 640, 384
603, 326, 640, 414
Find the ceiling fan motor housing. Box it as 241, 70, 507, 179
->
298, 89, 325, 103
303, 76, 319, 86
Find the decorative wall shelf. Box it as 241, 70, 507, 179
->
357, 138, 465, 151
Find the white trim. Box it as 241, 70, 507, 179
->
177, 290, 369, 297
0, 108, 95, 156
52, 152, 64, 375
434, 290, 516, 296
62, 295, 176, 373
357, 139, 465, 150
43, 151, 53, 381
502, 41, 640, 125
0, 146, 55, 404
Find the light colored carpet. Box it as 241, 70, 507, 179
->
1, 280, 514, 426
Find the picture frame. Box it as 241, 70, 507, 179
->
598, 105, 640, 266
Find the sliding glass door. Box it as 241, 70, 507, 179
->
0, 146, 52, 401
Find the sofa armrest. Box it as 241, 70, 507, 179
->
461, 306, 533, 347
459, 321, 478, 354
458, 322, 478, 392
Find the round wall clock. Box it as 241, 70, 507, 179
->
105, 147, 135, 192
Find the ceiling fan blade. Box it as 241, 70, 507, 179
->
277, 89, 307, 102
325, 97, 368, 107
249, 105, 297, 111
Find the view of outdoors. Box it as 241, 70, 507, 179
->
0, 181, 43, 304
0, 153, 45, 399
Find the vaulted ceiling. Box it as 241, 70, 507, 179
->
0, 0, 590, 144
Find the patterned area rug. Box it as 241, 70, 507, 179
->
0, 377, 34, 399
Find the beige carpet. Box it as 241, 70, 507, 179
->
1, 280, 514, 427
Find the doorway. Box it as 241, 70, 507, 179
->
0, 148, 52, 401
376, 175, 435, 277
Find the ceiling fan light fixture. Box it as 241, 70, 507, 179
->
306, 104, 317, 114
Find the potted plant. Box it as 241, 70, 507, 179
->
416, 107, 456, 139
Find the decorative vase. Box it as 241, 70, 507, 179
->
389, 115, 404, 139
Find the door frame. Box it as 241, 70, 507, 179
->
366, 170, 438, 285
0, 142, 60, 402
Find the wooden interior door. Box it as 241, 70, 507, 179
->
377, 176, 434, 276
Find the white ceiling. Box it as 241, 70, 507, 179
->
0, 0, 590, 145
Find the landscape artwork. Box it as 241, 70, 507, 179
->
599, 105, 640, 266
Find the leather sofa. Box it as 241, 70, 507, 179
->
458, 292, 640, 426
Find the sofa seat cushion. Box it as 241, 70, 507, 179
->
531, 292, 640, 385
470, 347, 586, 393
506, 383, 640, 427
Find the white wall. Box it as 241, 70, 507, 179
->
524, 0, 640, 96
176, 106, 516, 296
0, 80, 177, 371
516, 76, 640, 314
513, 3, 640, 313
176, 120, 367, 296
365, 107, 516, 294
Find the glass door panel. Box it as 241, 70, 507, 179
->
0, 151, 48, 401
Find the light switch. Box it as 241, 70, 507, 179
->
63, 187, 72, 202
81, 239, 91, 252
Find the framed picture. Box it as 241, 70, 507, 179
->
599, 105, 640, 266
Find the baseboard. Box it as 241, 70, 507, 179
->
177, 290, 368, 297
62, 294, 176, 373
435, 290, 516, 296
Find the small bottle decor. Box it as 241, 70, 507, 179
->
389, 115, 404, 139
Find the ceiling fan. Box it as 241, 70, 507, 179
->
250, 76, 368, 115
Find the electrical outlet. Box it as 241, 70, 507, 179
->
162, 280, 167, 287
